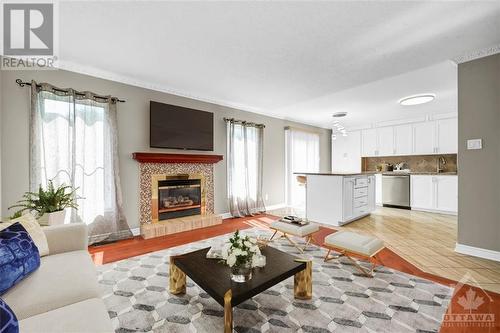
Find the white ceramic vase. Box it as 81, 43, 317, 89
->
38, 210, 66, 226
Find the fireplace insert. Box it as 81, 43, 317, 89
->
157, 178, 202, 220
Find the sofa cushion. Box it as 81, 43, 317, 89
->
0, 223, 41, 295
19, 298, 114, 333
0, 298, 19, 333
2, 250, 100, 320
5, 214, 49, 256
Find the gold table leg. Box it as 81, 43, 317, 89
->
224, 290, 233, 333
294, 259, 312, 300
169, 256, 186, 294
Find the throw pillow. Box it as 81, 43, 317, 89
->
0, 223, 41, 295
0, 214, 49, 256
0, 298, 19, 333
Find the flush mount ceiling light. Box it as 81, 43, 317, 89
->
398, 93, 436, 106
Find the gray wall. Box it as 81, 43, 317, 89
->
0, 68, 3, 214
457, 53, 500, 252
0, 69, 331, 228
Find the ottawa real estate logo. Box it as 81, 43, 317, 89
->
442, 273, 495, 329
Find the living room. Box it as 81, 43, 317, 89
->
1, 2, 500, 333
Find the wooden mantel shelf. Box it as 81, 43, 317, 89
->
132, 152, 223, 164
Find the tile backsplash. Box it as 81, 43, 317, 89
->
362, 154, 457, 173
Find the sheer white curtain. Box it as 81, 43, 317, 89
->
285, 128, 320, 212
226, 119, 265, 217
30, 81, 132, 244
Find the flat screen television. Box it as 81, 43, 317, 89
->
150, 101, 214, 151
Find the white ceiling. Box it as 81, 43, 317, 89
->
57, 1, 500, 128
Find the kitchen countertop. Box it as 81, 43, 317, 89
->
295, 171, 457, 176
295, 172, 377, 176
378, 171, 457, 176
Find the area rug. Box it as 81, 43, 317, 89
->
96, 228, 453, 333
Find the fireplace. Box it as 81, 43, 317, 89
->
158, 178, 201, 220
150, 173, 207, 223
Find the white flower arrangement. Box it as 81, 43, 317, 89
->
221, 230, 261, 268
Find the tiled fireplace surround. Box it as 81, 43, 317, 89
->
133, 153, 224, 239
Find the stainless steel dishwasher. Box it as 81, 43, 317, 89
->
382, 174, 410, 209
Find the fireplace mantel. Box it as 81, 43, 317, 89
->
132, 152, 223, 164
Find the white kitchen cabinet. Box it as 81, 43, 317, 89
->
375, 174, 382, 205
361, 129, 378, 157
410, 175, 457, 214
377, 127, 394, 156
394, 124, 413, 155
436, 118, 458, 154
332, 131, 361, 172
411, 175, 434, 210
367, 175, 376, 211
342, 177, 355, 221
435, 176, 458, 212
413, 122, 436, 154
306, 174, 376, 226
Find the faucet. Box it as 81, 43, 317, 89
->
437, 156, 446, 173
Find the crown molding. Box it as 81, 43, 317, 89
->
56, 60, 331, 130
453, 44, 500, 64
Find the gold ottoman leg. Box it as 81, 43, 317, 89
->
169, 256, 186, 294
224, 290, 233, 333
294, 259, 312, 300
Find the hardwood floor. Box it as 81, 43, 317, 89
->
339, 207, 500, 295
89, 209, 500, 332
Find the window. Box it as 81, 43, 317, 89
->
285, 128, 320, 213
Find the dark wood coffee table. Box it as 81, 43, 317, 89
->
169, 246, 312, 333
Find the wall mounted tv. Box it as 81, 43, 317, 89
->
150, 101, 214, 151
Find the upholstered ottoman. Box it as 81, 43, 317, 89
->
269, 220, 319, 253
323, 231, 385, 277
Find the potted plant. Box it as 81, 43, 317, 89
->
9, 181, 79, 226
221, 230, 263, 283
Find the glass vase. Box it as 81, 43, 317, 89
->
230, 261, 252, 283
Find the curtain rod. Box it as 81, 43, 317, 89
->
15, 79, 126, 103
284, 125, 321, 135
223, 117, 265, 128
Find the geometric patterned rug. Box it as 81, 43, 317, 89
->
96, 228, 453, 333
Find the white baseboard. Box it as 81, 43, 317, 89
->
411, 207, 457, 216
455, 243, 500, 262
130, 227, 141, 236
218, 203, 287, 220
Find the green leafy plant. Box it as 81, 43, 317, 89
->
8, 180, 79, 218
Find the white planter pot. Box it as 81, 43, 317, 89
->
38, 210, 66, 226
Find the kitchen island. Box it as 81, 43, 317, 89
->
300, 172, 376, 226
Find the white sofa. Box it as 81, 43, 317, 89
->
2, 223, 114, 333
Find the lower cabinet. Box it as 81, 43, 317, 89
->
410, 175, 457, 214
435, 176, 458, 212
375, 174, 382, 205
342, 177, 355, 221
306, 174, 376, 226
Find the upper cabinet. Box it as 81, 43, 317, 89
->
394, 124, 413, 155
377, 127, 394, 156
412, 121, 436, 154
357, 115, 457, 158
333, 114, 457, 171
361, 127, 394, 157
361, 128, 378, 157
436, 118, 458, 154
